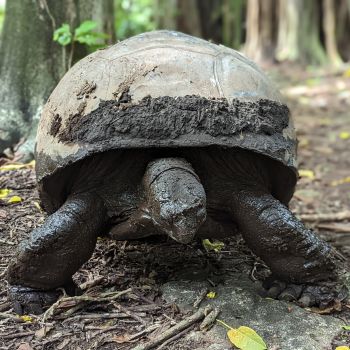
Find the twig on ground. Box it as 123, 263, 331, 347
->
113, 302, 147, 325
79, 276, 105, 290
0, 239, 15, 245
156, 324, 196, 349
193, 288, 208, 308
131, 306, 213, 350
42, 288, 132, 321
299, 211, 350, 222
0, 331, 35, 339
200, 307, 220, 331
317, 223, 350, 233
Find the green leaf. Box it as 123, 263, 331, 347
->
75, 32, 108, 46
74, 20, 97, 37
74, 20, 109, 46
342, 325, 350, 330
202, 239, 225, 252
8, 196, 22, 204
53, 24, 72, 46
0, 189, 11, 199
227, 326, 267, 350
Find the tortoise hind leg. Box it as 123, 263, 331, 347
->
229, 190, 346, 307
7, 192, 107, 314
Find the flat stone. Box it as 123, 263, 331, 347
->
161, 273, 346, 350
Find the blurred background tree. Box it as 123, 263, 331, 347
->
0, 0, 349, 159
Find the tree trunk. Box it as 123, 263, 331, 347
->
222, 0, 245, 49
176, 0, 202, 37
244, 0, 276, 62
276, 0, 299, 61
323, 0, 342, 66
154, 0, 177, 30
196, 0, 223, 43
335, 0, 350, 61
298, 0, 327, 65
93, 0, 116, 45
0, 0, 112, 160
276, 0, 327, 65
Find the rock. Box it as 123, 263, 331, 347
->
161, 273, 346, 350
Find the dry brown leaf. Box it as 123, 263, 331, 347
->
35, 325, 53, 339
17, 343, 33, 350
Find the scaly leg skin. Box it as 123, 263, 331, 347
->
230, 191, 347, 308
7, 192, 107, 314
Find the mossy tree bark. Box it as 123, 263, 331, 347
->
276, 0, 327, 65
222, 0, 245, 50
0, 0, 113, 160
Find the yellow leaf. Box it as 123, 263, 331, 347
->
227, 326, 267, 350
331, 176, 350, 186
202, 239, 225, 252
0, 189, 12, 199
343, 68, 350, 78
20, 315, 33, 323
8, 196, 22, 203
299, 169, 315, 180
335, 347, 350, 350
206, 291, 216, 299
0, 160, 35, 171
339, 131, 350, 140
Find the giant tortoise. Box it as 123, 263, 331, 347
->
7, 31, 345, 314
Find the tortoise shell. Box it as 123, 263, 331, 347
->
36, 30, 297, 212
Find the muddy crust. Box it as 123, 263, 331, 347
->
57, 95, 290, 143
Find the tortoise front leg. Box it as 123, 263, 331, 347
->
7, 192, 107, 314
229, 191, 346, 306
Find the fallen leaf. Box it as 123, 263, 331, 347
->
298, 169, 315, 180
35, 325, 53, 339
112, 334, 131, 343
57, 338, 71, 350
0, 160, 35, 171
20, 315, 33, 323
206, 291, 216, 299
339, 131, 350, 140
331, 176, 350, 186
342, 325, 350, 330
8, 195, 22, 203
227, 326, 267, 350
343, 68, 350, 78
217, 320, 267, 350
335, 346, 350, 350
0, 189, 12, 199
17, 343, 33, 350
202, 239, 225, 252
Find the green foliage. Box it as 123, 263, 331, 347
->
114, 0, 156, 40
0, 6, 5, 34
53, 24, 72, 46
53, 20, 108, 48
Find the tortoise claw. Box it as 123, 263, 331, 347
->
260, 278, 348, 310
8, 281, 81, 315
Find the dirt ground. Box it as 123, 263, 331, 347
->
0, 66, 350, 349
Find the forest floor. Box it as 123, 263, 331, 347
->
0, 65, 350, 350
